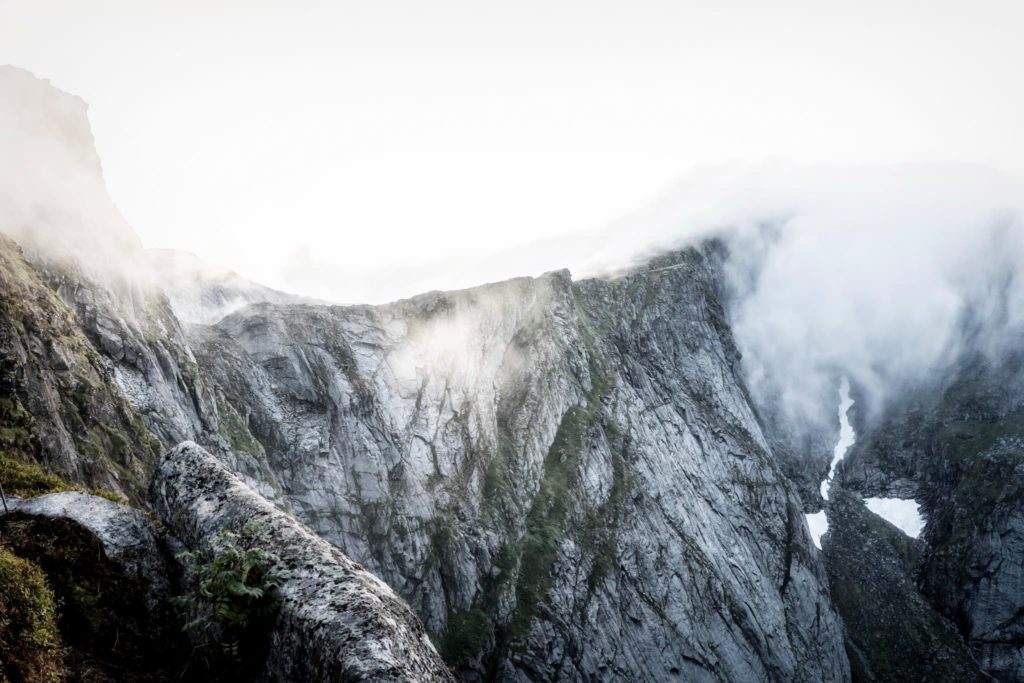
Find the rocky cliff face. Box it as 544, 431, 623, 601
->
0, 65, 259, 500
1, 68, 450, 681
821, 489, 988, 682
186, 247, 848, 681
0, 235, 160, 499
5, 64, 1024, 683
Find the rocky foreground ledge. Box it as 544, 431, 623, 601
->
151, 441, 454, 683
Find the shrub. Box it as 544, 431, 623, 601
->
439, 607, 491, 664
176, 520, 282, 664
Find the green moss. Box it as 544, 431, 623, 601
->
0, 396, 36, 459
218, 402, 264, 458
101, 423, 131, 462
0, 452, 70, 497
482, 427, 518, 505
506, 404, 593, 638
1, 514, 188, 680
0, 545, 63, 682
505, 316, 616, 640
89, 488, 129, 505
584, 427, 630, 594
0, 451, 125, 503
0, 240, 162, 501
439, 607, 491, 665
941, 408, 1024, 465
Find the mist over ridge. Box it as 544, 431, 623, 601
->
5, 62, 1024, 463
4, 47, 1024, 681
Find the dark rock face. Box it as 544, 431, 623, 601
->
3, 492, 173, 613
0, 492, 187, 679
821, 489, 988, 682
838, 352, 1024, 681
151, 441, 455, 683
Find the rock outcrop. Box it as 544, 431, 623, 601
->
3, 491, 172, 615
821, 488, 988, 682
838, 351, 1024, 682
188, 248, 850, 681
151, 441, 455, 682
0, 491, 187, 679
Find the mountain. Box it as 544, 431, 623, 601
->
148, 248, 315, 325
1, 65, 1022, 681
186, 247, 847, 680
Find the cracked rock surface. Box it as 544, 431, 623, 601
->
151, 440, 455, 683
188, 246, 849, 681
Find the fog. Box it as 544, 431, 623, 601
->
711, 165, 1024, 432
0, 66, 153, 289
5, 1, 1024, 305
4, 63, 1024, 456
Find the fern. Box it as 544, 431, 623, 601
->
175, 520, 282, 663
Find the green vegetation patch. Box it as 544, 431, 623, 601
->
506, 324, 617, 640
217, 402, 264, 458
583, 422, 631, 595
0, 451, 126, 504
175, 520, 282, 672
0, 545, 62, 682
0, 396, 35, 461
0, 452, 69, 498
438, 607, 491, 664
1, 513, 186, 681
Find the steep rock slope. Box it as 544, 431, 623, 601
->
838, 349, 1024, 681
0, 236, 159, 498
821, 488, 987, 682
189, 247, 849, 681
0, 66, 276, 499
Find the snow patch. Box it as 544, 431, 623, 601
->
805, 510, 829, 550
805, 378, 855, 549
865, 497, 924, 538
820, 378, 855, 501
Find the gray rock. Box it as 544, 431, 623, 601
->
2, 491, 173, 621
838, 351, 1024, 682
188, 247, 850, 681
151, 440, 455, 683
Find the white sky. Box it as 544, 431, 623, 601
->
2, 0, 1023, 302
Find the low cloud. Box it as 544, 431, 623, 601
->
5, 64, 1024, 452
0, 66, 151, 288
708, 165, 1024, 433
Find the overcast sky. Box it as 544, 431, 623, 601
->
2, 0, 1023, 302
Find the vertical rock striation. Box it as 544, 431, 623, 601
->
188, 247, 850, 681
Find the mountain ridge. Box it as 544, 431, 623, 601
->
1, 63, 1021, 682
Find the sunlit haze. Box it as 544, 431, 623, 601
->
2, 0, 1023, 302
